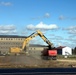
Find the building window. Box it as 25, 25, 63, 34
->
6, 38, 8, 40
1, 38, 3, 40
15, 38, 17, 40
18, 38, 20, 40
20, 38, 22, 40
11, 38, 13, 40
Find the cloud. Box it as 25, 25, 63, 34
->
65, 38, 76, 43
55, 36, 64, 40
26, 22, 58, 30
0, 25, 17, 34
59, 15, 65, 20
59, 15, 70, 20
31, 16, 41, 20
0, 25, 16, 30
71, 17, 76, 20
31, 13, 50, 20
59, 15, 76, 20
0, 30, 17, 34
0, 2, 12, 6
50, 37, 61, 41
53, 40, 75, 48
53, 40, 63, 47
64, 26, 76, 35
68, 35, 76, 38
44, 13, 50, 18
49, 34, 64, 42
49, 34, 75, 48
29, 36, 48, 45
62, 42, 75, 48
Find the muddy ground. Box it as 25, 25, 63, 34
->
0, 55, 76, 68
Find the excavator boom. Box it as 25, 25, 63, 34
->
22, 30, 53, 50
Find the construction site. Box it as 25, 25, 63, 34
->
0, 30, 76, 68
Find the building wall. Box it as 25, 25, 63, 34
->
57, 49, 62, 55
62, 47, 72, 55
0, 37, 25, 54
0, 36, 48, 56
28, 46, 48, 59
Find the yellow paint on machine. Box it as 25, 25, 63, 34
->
10, 47, 21, 53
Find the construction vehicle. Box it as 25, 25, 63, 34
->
9, 30, 57, 59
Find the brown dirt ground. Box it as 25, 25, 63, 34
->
0, 55, 76, 68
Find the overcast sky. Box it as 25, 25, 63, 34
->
0, 0, 76, 48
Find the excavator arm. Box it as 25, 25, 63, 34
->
22, 30, 53, 50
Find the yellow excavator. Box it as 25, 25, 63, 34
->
9, 30, 54, 55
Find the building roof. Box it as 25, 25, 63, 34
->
0, 35, 27, 38
55, 46, 66, 50
29, 44, 48, 47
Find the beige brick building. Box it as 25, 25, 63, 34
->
0, 35, 48, 56
0, 35, 26, 54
